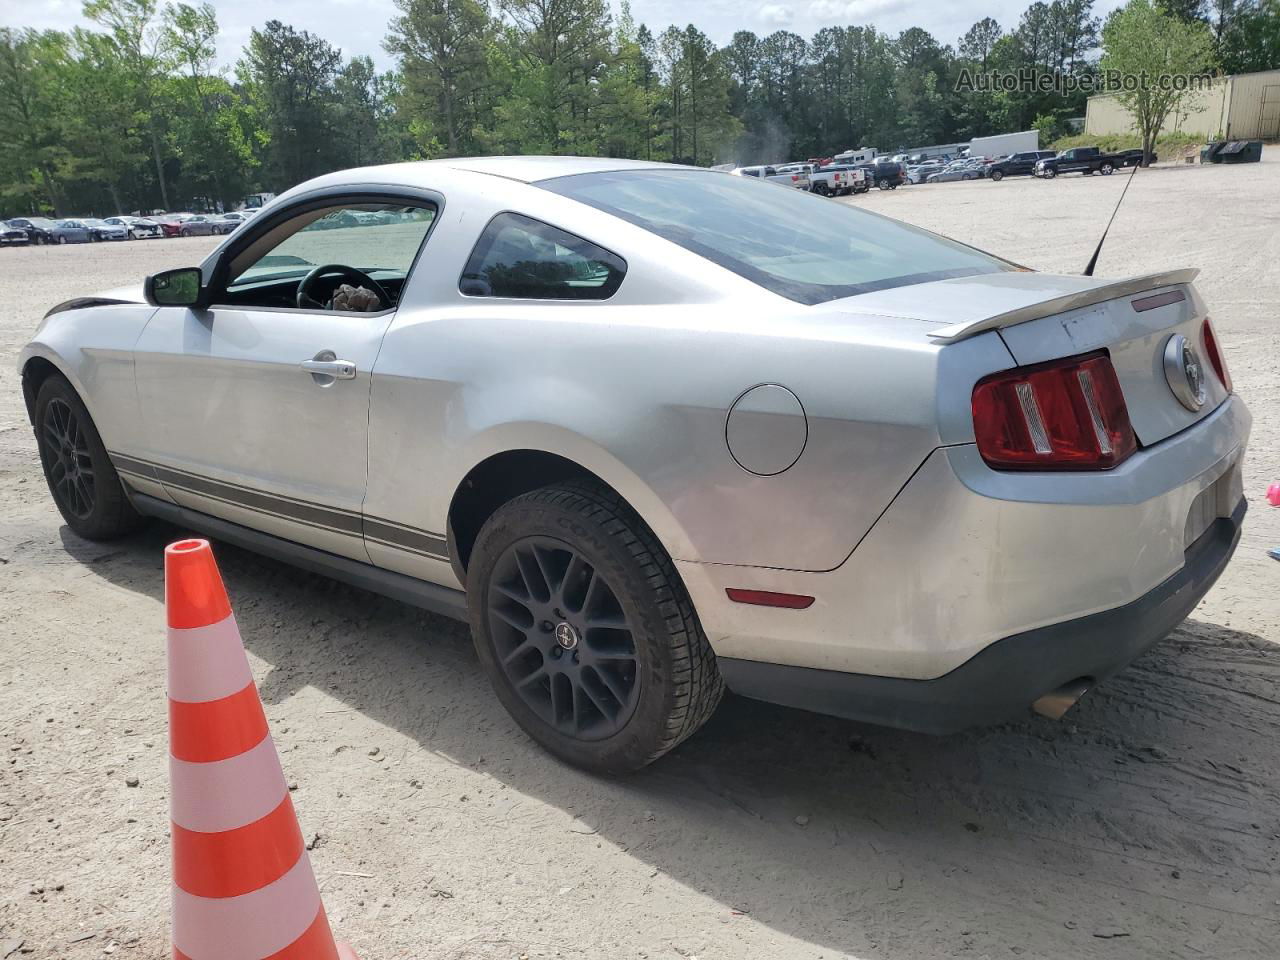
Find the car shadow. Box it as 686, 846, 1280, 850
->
71, 523, 1280, 958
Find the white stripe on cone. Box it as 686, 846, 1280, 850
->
172, 853, 323, 960
169, 736, 290, 833
167, 615, 255, 703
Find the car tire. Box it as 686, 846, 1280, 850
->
466, 480, 724, 773
57, 236, 67, 244
1043, 167, 1057, 179
990, 169, 1004, 181
1100, 163, 1114, 175
33, 375, 143, 541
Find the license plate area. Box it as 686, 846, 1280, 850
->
1184, 463, 1241, 548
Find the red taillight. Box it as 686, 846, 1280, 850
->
972, 351, 1137, 470
1201, 318, 1231, 393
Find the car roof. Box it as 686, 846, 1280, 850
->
434, 155, 686, 183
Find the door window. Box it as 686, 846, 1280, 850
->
459, 213, 625, 300
221, 201, 437, 311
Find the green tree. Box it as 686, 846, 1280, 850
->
84, 0, 172, 208
238, 20, 344, 188
63, 28, 145, 212
384, 0, 494, 156
0, 29, 71, 213
496, 0, 613, 153
1101, 0, 1215, 163
1220, 0, 1280, 70
161, 3, 255, 208
959, 18, 1003, 69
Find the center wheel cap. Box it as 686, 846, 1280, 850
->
554, 621, 580, 651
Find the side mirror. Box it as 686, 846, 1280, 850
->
145, 267, 205, 307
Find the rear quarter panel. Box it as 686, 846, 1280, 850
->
364, 299, 1014, 577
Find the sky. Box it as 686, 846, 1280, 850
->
1, 0, 1128, 70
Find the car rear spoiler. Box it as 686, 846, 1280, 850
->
926, 268, 1200, 344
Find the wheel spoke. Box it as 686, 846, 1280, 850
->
514, 665, 549, 691
75, 476, 94, 514
585, 610, 629, 630
592, 664, 630, 706
561, 553, 592, 611
578, 671, 615, 721
531, 545, 561, 601
490, 602, 532, 633
43, 421, 62, 449
514, 546, 550, 602
549, 672, 567, 724
492, 578, 531, 605
500, 636, 537, 666
581, 569, 608, 620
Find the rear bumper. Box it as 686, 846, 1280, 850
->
718, 498, 1245, 733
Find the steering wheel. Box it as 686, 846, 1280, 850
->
296, 264, 391, 310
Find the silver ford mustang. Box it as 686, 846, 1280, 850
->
19, 157, 1249, 772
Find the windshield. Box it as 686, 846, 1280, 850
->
539, 169, 1014, 305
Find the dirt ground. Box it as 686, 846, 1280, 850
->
2, 157, 1278, 960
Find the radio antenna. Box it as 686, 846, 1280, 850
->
1083, 158, 1141, 277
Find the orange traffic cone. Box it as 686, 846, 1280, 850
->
165, 538, 360, 960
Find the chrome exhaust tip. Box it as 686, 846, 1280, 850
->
1032, 678, 1093, 721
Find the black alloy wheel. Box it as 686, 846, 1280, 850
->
467, 481, 723, 772
486, 535, 641, 740
42, 398, 95, 520
34, 375, 142, 540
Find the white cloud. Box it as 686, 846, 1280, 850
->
809, 0, 910, 18
757, 3, 794, 26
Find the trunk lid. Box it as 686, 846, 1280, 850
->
828, 269, 1227, 446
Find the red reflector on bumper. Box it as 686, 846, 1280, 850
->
725, 589, 815, 609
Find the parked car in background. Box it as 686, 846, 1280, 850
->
864, 161, 906, 189
8, 217, 58, 244
986, 150, 1058, 181
105, 215, 163, 239
906, 159, 946, 183
178, 215, 223, 237
817, 164, 870, 195
774, 163, 816, 191
82, 218, 129, 242
1034, 146, 1129, 178
212, 213, 249, 233
927, 162, 982, 184
51, 220, 95, 243
1, 221, 30, 246
150, 214, 190, 238
314, 211, 360, 229
808, 165, 851, 196
730, 165, 811, 190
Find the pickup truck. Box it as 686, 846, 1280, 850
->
1033, 147, 1131, 178
731, 165, 812, 191
986, 150, 1058, 181
811, 165, 867, 196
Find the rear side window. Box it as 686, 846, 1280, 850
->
460, 212, 625, 300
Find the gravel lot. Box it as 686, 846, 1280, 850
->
2, 158, 1278, 960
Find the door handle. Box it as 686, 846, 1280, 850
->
300, 351, 356, 383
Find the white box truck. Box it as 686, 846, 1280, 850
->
967, 130, 1039, 160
